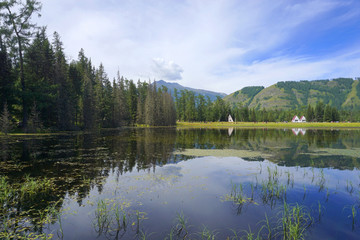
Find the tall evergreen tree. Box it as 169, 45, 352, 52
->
24, 28, 57, 127
306, 104, 315, 122
0, 36, 15, 112
0, 0, 42, 129
323, 104, 332, 122
315, 101, 325, 122
53, 32, 73, 130
0, 102, 12, 134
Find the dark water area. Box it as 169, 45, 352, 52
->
1, 128, 360, 239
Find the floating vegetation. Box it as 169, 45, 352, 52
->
305, 148, 360, 158
0, 175, 60, 239
174, 149, 272, 158
221, 182, 256, 207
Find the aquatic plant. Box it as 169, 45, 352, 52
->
94, 199, 112, 235
240, 226, 261, 240
344, 204, 358, 230
278, 203, 313, 240
174, 211, 189, 238
197, 225, 218, 240
258, 213, 273, 240
260, 178, 287, 207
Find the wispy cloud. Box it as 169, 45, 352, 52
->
38, 0, 360, 93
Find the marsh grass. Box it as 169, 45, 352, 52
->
240, 226, 261, 240
197, 225, 218, 240
20, 175, 55, 201
278, 203, 313, 240
260, 179, 287, 207
0, 175, 61, 239
93, 198, 140, 238
344, 204, 358, 230
222, 182, 255, 209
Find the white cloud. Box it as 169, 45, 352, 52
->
37, 0, 360, 93
152, 58, 183, 81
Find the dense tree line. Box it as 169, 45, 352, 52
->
172, 90, 360, 123
0, 1, 175, 133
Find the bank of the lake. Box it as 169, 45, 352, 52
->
177, 121, 360, 129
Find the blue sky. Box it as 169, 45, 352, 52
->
38, 0, 360, 94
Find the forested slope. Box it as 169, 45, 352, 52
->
224, 78, 360, 110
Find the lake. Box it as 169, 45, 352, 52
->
1, 128, 360, 239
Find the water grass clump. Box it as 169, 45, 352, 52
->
278, 203, 313, 240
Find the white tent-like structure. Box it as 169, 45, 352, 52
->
292, 115, 300, 123
300, 116, 306, 122
228, 115, 234, 122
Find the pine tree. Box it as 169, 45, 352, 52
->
0, 36, 15, 112
27, 102, 43, 133
323, 104, 332, 122
24, 28, 56, 127
0, 0, 42, 129
315, 101, 325, 122
0, 102, 13, 135
306, 104, 315, 122
53, 32, 73, 130
331, 107, 340, 122
83, 74, 96, 130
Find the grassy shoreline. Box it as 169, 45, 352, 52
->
2, 122, 360, 136
176, 121, 360, 129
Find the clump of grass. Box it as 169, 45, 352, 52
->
94, 199, 112, 236
197, 225, 218, 240
240, 226, 261, 240
260, 178, 287, 207
222, 182, 253, 207
0, 176, 14, 208
344, 204, 358, 230
20, 175, 55, 201
174, 211, 189, 238
93, 198, 135, 238
278, 202, 313, 240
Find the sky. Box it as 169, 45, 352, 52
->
36, 0, 360, 94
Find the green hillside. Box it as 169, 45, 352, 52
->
224, 78, 360, 110
223, 86, 264, 107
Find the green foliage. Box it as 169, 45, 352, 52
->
0, 102, 13, 134
0, 0, 42, 129
241, 86, 265, 98
226, 78, 360, 114
144, 83, 176, 126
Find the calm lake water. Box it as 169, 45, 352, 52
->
1, 128, 360, 239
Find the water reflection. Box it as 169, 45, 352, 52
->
1, 128, 360, 239
292, 128, 306, 136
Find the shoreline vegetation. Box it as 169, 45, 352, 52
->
176, 121, 360, 129
2, 121, 360, 136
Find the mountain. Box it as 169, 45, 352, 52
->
224, 78, 360, 110
155, 80, 227, 101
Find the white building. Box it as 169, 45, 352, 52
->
292, 115, 300, 123
228, 115, 234, 122
300, 116, 306, 122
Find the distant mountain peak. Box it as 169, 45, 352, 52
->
154, 80, 226, 101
